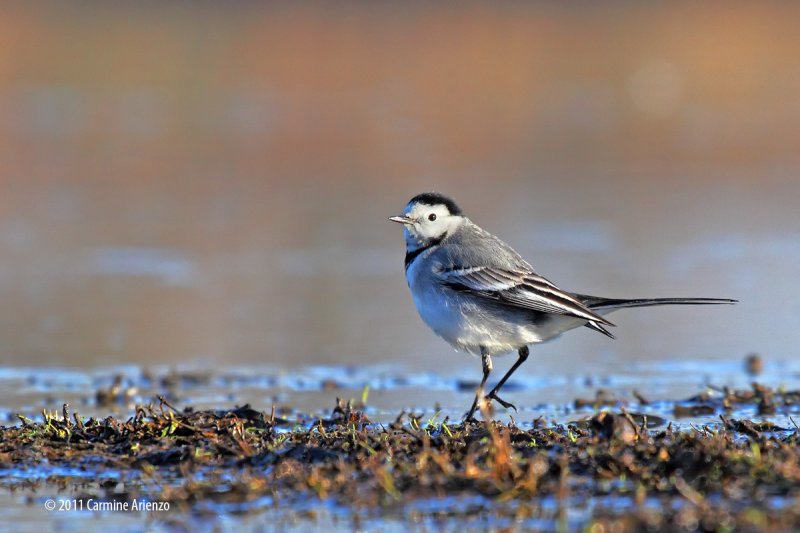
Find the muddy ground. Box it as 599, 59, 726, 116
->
2, 381, 800, 531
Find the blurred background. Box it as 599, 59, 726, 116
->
0, 3, 798, 376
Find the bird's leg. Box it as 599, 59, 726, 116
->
464, 350, 492, 422
486, 345, 530, 412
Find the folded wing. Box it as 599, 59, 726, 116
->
439, 266, 615, 327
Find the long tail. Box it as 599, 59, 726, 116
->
582, 296, 738, 310
573, 294, 737, 339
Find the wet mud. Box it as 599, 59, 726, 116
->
2, 379, 800, 531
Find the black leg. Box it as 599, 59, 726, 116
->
486, 345, 530, 412
464, 350, 492, 421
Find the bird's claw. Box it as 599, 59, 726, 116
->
465, 390, 518, 421
487, 392, 517, 412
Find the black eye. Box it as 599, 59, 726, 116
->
428, 213, 437, 221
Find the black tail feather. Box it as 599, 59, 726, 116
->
580, 296, 738, 310
575, 295, 736, 338
585, 320, 616, 339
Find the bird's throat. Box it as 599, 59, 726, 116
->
404, 235, 445, 271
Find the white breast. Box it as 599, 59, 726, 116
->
406, 250, 465, 346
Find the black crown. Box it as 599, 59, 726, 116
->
408, 192, 462, 216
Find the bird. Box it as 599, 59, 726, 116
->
389, 192, 737, 421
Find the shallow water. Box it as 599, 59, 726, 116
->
4, 359, 799, 427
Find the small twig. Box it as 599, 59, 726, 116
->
158, 395, 180, 414
73, 412, 85, 430
62, 403, 71, 429
619, 407, 641, 438
633, 389, 650, 405
674, 476, 706, 508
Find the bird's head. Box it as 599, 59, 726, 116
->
389, 192, 465, 249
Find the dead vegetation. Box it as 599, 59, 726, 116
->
2, 384, 800, 530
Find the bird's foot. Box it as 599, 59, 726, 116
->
487, 392, 517, 412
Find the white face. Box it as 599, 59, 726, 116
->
399, 201, 463, 249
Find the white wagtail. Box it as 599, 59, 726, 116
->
389, 192, 736, 421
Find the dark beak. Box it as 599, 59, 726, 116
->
388, 215, 413, 225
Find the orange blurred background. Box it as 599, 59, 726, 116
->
0, 3, 797, 371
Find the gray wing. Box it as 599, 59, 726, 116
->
438, 265, 615, 326
434, 221, 615, 326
